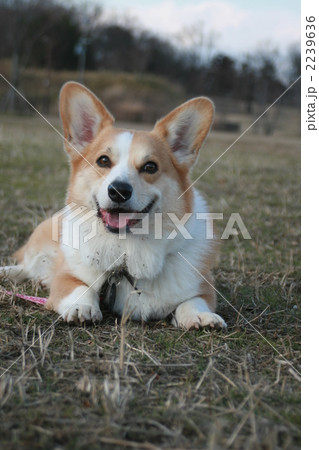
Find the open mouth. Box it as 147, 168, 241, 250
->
96, 199, 156, 233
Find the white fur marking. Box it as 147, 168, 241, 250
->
104, 131, 133, 184
116, 131, 133, 158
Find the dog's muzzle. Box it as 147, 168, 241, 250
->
96, 198, 156, 233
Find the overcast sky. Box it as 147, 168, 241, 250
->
95, 0, 300, 57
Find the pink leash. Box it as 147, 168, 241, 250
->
1, 289, 47, 305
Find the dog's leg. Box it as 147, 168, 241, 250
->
0, 265, 27, 283
46, 271, 103, 323
1, 219, 59, 287
172, 297, 226, 330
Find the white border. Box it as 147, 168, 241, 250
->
301, 0, 319, 447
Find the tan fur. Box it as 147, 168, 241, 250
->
199, 275, 217, 312
196, 235, 217, 311
46, 252, 86, 311
14, 218, 58, 263
13, 244, 27, 264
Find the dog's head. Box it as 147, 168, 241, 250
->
59, 82, 214, 233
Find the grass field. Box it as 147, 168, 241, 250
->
0, 108, 300, 449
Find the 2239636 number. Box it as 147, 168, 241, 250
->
306, 16, 316, 71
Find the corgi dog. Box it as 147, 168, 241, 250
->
0, 82, 226, 330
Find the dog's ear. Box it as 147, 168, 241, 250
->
59, 82, 114, 156
153, 97, 214, 168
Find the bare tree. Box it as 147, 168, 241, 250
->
174, 22, 217, 68
0, 0, 81, 111
74, 1, 101, 83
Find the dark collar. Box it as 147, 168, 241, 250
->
100, 267, 140, 312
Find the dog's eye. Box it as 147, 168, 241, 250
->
141, 162, 158, 174
96, 155, 111, 168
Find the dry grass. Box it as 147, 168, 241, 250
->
0, 109, 300, 449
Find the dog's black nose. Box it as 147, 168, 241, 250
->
108, 181, 133, 203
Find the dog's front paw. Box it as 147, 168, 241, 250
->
173, 297, 227, 330
178, 311, 227, 330
58, 286, 102, 323
63, 301, 103, 323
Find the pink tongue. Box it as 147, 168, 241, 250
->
105, 212, 135, 229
